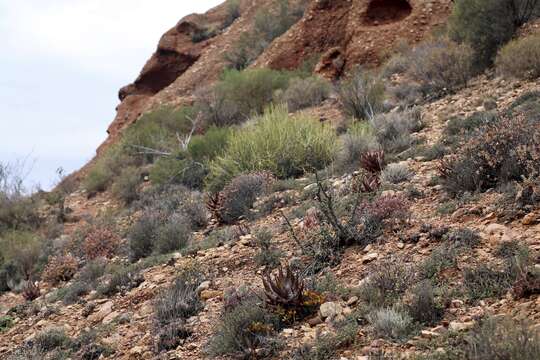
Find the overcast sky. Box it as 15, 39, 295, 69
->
0, 0, 223, 190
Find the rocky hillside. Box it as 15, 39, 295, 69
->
1, 1, 540, 360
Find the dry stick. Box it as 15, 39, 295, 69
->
279, 209, 306, 254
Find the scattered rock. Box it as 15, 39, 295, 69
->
319, 302, 343, 319
449, 321, 474, 332
196, 280, 211, 295
522, 213, 538, 225
200, 290, 222, 300
347, 296, 358, 306
362, 253, 378, 263
88, 301, 114, 323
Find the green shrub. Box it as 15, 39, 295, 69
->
419, 244, 458, 280
448, 0, 535, 69
406, 37, 474, 95
111, 166, 141, 204
219, 173, 272, 224
336, 122, 379, 172
405, 280, 444, 325
149, 154, 207, 190
223, 0, 305, 70
381, 163, 412, 184
368, 307, 414, 340
154, 276, 202, 326
196, 69, 293, 126
496, 33, 540, 79
128, 213, 159, 261
0, 316, 13, 332
254, 228, 282, 268
442, 111, 498, 148
97, 263, 143, 296
440, 116, 540, 195
468, 317, 540, 360
209, 106, 337, 188
360, 261, 416, 307
276, 76, 331, 112
207, 301, 280, 357
372, 108, 423, 154
292, 319, 358, 360
223, 0, 241, 28
155, 215, 192, 254
188, 127, 231, 163
0, 162, 40, 232
0, 230, 42, 285
59, 281, 89, 305
463, 264, 512, 301
83, 143, 130, 193
338, 67, 385, 120
33, 327, 71, 352
445, 228, 480, 248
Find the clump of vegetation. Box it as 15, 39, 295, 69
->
360, 261, 416, 307
442, 111, 498, 149
371, 108, 423, 155
292, 319, 358, 360
41, 254, 78, 285
197, 69, 293, 126
223, 0, 306, 70
445, 227, 480, 248
338, 67, 385, 120
496, 33, 540, 79
0, 316, 13, 333
463, 264, 513, 301
419, 243, 458, 281
404, 280, 444, 325
336, 122, 379, 172
254, 227, 282, 268
153, 274, 203, 351
83, 226, 121, 260
111, 166, 141, 204
406, 37, 474, 96
381, 163, 412, 184
439, 116, 540, 196
206, 299, 281, 358
368, 307, 414, 340
276, 76, 331, 112
467, 316, 540, 360
96, 263, 144, 297
448, 0, 539, 70
209, 106, 337, 191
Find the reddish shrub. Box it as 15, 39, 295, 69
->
42, 254, 78, 285
22, 281, 40, 301
363, 195, 409, 221
83, 227, 121, 260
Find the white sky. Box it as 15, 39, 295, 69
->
0, 0, 223, 190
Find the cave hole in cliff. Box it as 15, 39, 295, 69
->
364, 0, 412, 25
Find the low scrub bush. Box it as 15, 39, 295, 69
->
111, 166, 141, 204
188, 126, 231, 163
507, 90, 540, 122
154, 276, 202, 326
0, 315, 13, 332
419, 244, 458, 280
276, 76, 331, 112
149, 155, 207, 190
0, 230, 43, 286
440, 116, 540, 195
223, 0, 240, 28
406, 38, 474, 95
33, 327, 71, 352
448, 0, 536, 70
155, 214, 192, 254
463, 264, 512, 301
83, 227, 121, 260
209, 106, 337, 189
368, 307, 414, 340
223, 0, 305, 70
360, 261, 416, 307
442, 112, 498, 148
445, 227, 480, 248
338, 67, 385, 120
59, 281, 89, 305
41, 254, 78, 285
197, 69, 292, 126
381, 163, 412, 184
404, 280, 443, 325
128, 213, 160, 261
468, 316, 540, 360
497, 33, 540, 79
97, 263, 144, 296
83, 144, 129, 193
336, 122, 379, 172
254, 228, 282, 268
292, 319, 358, 360
372, 108, 423, 154
206, 300, 280, 358
0, 162, 40, 232
218, 172, 273, 224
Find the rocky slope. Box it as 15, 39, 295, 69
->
1, 1, 539, 360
